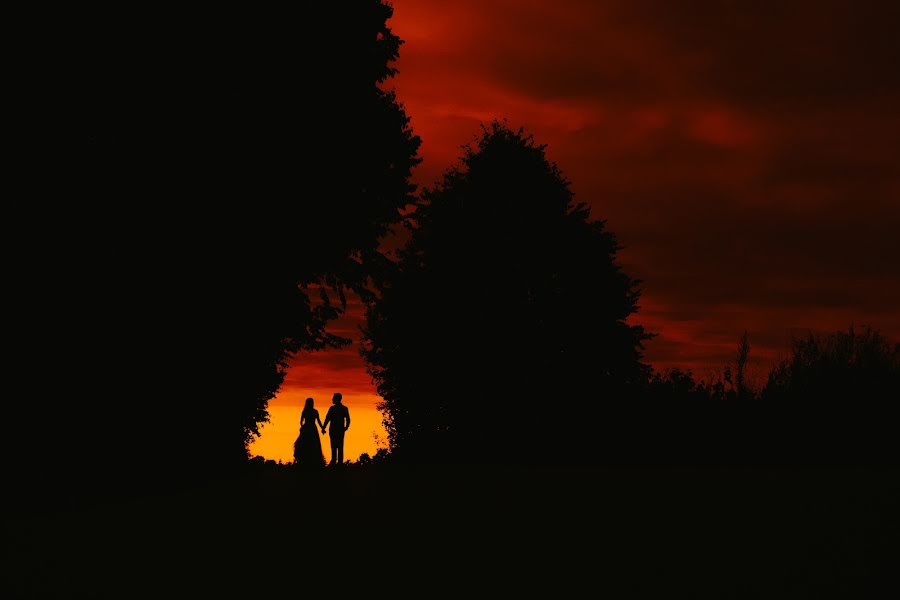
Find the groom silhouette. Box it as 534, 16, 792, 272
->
322, 393, 351, 465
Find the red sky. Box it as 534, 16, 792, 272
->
387, 0, 900, 375
254, 0, 900, 459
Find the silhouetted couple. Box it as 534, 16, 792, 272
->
293, 393, 351, 467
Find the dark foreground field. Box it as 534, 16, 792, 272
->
4, 464, 899, 598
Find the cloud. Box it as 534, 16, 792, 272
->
277, 1, 900, 402
382, 0, 900, 375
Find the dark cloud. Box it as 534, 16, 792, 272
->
282, 0, 899, 391
390, 0, 900, 374
620, 0, 900, 106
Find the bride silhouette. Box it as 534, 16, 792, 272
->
293, 397, 325, 467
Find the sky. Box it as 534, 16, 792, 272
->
252, 0, 900, 461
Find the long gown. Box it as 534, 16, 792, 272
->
293, 408, 325, 466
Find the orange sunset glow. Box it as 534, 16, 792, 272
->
248, 392, 386, 464
250, 301, 388, 462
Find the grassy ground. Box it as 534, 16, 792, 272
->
4, 464, 898, 598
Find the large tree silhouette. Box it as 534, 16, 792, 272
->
16, 3, 420, 490
363, 123, 650, 462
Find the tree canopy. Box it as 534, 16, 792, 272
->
762, 326, 900, 403
21, 2, 420, 486
363, 123, 650, 461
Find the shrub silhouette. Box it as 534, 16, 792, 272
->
622, 328, 900, 464
763, 326, 899, 403
363, 123, 650, 462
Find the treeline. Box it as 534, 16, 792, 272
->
624, 327, 900, 464
362, 124, 900, 465
10, 0, 899, 506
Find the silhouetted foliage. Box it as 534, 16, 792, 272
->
646, 369, 727, 402
751, 326, 900, 463
734, 331, 753, 400
763, 326, 900, 403
612, 328, 900, 464
355, 448, 392, 468
363, 122, 650, 462
17, 2, 420, 496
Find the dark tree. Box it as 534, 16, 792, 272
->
762, 326, 900, 403
748, 326, 900, 463
646, 369, 727, 402
363, 123, 650, 462
13, 2, 420, 494
734, 331, 753, 400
